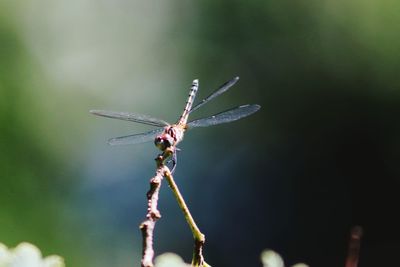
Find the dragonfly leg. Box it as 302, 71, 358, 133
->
170, 150, 178, 173
165, 147, 179, 173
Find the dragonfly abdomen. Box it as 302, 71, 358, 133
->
178, 79, 199, 125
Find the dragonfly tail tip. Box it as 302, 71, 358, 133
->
107, 138, 116, 145
89, 109, 102, 115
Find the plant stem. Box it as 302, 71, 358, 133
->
164, 169, 204, 241
140, 153, 170, 267
345, 226, 363, 267
140, 147, 209, 267
164, 169, 209, 266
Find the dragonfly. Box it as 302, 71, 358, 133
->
90, 77, 260, 170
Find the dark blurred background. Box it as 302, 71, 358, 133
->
1, 1, 399, 266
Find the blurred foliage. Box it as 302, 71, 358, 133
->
154, 253, 191, 267
0, 242, 64, 267
261, 249, 309, 267
0, 4, 86, 267
0, 4, 54, 247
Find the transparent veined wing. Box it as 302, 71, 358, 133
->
108, 128, 164, 146
187, 104, 260, 128
189, 76, 240, 114
90, 110, 169, 127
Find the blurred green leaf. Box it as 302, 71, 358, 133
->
154, 253, 191, 267
0, 242, 64, 267
261, 249, 308, 267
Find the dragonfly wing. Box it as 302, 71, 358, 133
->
90, 110, 169, 127
108, 128, 164, 146
189, 76, 240, 114
187, 104, 260, 128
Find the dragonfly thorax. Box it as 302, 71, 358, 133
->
154, 125, 185, 151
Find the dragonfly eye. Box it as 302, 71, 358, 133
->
154, 135, 174, 151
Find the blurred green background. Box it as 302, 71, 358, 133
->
1, 1, 400, 266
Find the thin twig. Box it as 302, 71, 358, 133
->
140, 151, 171, 267
345, 226, 363, 267
140, 147, 209, 267
164, 169, 210, 267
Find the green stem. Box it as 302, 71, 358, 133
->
164, 169, 210, 266
164, 169, 204, 242
157, 148, 209, 266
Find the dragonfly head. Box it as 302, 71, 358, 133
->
154, 133, 175, 151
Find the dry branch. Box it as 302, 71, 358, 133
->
345, 226, 363, 267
